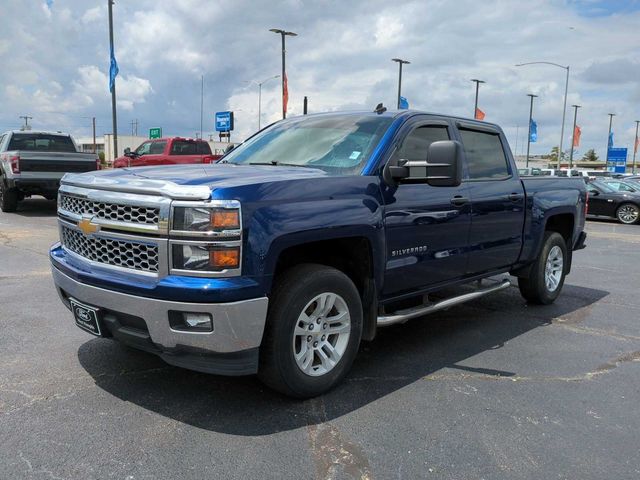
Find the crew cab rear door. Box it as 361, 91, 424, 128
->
382, 117, 472, 297
169, 140, 204, 164
454, 122, 525, 274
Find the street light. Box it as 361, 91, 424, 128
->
516, 61, 570, 169
391, 58, 410, 109
256, 75, 280, 130
471, 79, 485, 119
526, 94, 538, 168
569, 104, 581, 168
269, 28, 297, 119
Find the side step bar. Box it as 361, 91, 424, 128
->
377, 279, 511, 327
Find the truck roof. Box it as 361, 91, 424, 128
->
301, 109, 502, 130
3, 130, 72, 137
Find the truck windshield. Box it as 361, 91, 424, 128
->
8, 133, 77, 152
224, 114, 393, 175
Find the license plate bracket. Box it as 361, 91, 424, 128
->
70, 298, 102, 337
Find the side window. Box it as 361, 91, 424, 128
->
170, 141, 197, 155
197, 142, 212, 155
134, 141, 151, 156
0, 134, 6, 151
149, 141, 167, 154
397, 125, 450, 162
459, 129, 510, 180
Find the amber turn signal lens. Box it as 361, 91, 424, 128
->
209, 248, 240, 269
211, 209, 240, 229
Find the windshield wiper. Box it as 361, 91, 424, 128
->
248, 161, 308, 168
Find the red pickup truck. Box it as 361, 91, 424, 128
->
113, 137, 221, 168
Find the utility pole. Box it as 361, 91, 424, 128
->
303, 96, 308, 115
569, 105, 581, 168
270, 29, 297, 119
200, 75, 204, 141
515, 125, 519, 158
92, 117, 96, 153
108, 0, 118, 158
606, 113, 615, 165
471, 79, 485, 118
130, 119, 139, 136
633, 120, 639, 174
392, 58, 410, 109
256, 75, 279, 130
19, 115, 33, 131
526, 94, 538, 168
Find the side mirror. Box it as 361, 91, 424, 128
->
124, 147, 134, 157
590, 190, 599, 196
383, 140, 463, 187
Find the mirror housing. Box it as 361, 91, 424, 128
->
124, 147, 135, 158
384, 140, 463, 187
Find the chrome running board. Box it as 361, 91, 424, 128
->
377, 279, 511, 327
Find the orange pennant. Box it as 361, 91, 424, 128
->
573, 125, 581, 147
475, 108, 485, 120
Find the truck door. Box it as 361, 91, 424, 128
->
170, 140, 200, 164
382, 119, 472, 297
455, 123, 525, 274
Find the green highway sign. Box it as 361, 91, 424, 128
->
149, 127, 162, 139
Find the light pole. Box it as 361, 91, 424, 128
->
391, 58, 410, 109
607, 113, 615, 165
269, 29, 297, 119
633, 120, 640, 174
569, 104, 581, 168
257, 75, 280, 130
516, 62, 569, 169
526, 94, 538, 168
471, 79, 485, 118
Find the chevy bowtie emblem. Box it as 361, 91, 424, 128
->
78, 216, 100, 235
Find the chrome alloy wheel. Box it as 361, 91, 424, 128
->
293, 292, 351, 376
544, 245, 564, 292
617, 204, 639, 224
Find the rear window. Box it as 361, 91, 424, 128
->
8, 133, 77, 152
459, 129, 510, 180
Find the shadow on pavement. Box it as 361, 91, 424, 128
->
78, 283, 608, 436
11, 197, 57, 217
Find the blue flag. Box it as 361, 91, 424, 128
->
399, 96, 409, 109
109, 46, 119, 92
608, 131, 614, 148
530, 119, 537, 143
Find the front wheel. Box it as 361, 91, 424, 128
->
616, 203, 640, 225
518, 231, 568, 305
258, 264, 363, 398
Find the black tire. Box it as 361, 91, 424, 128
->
0, 181, 18, 212
518, 231, 568, 305
616, 203, 640, 225
258, 264, 363, 398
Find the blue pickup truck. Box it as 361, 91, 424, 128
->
50, 110, 587, 397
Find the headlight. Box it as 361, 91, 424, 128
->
172, 206, 240, 234
171, 243, 240, 272
169, 201, 242, 277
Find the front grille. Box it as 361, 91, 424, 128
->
59, 194, 160, 225
20, 160, 95, 173
61, 225, 159, 273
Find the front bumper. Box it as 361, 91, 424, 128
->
52, 266, 269, 375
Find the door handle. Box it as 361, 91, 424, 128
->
507, 193, 523, 202
450, 196, 469, 206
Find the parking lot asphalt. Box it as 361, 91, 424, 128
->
1, 198, 640, 480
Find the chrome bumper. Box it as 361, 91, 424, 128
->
51, 267, 269, 354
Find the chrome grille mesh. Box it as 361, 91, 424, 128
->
61, 225, 159, 273
59, 194, 160, 225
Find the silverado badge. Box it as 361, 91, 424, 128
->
78, 216, 100, 235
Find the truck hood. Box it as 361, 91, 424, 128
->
61, 164, 329, 200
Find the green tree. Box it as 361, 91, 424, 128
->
548, 146, 568, 164
582, 149, 599, 162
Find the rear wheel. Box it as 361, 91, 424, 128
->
518, 231, 567, 305
616, 203, 640, 225
258, 264, 363, 398
0, 181, 18, 212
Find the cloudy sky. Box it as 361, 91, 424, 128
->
1, 0, 639, 160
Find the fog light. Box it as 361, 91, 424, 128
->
169, 311, 213, 332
